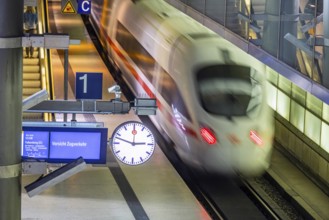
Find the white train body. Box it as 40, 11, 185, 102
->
91, 0, 274, 176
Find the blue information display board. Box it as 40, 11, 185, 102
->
75, 72, 102, 100
22, 126, 108, 164
22, 131, 49, 159
50, 131, 101, 160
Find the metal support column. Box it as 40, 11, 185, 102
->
323, 0, 329, 88
0, 1, 23, 220
278, 0, 298, 67
64, 49, 69, 122
263, 0, 280, 57
263, 0, 298, 67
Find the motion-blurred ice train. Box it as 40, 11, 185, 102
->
90, 0, 274, 176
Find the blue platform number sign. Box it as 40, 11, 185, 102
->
78, 0, 91, 14
75, 72, 102, 99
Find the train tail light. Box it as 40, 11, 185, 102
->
250, 130, 263, 146
200, 126, 217, 145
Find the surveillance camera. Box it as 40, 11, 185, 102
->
108, 85, 121, 93
108, 84, 121, 100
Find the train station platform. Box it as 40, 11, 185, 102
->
21, 2, 211, 219
21, 1, 329, 220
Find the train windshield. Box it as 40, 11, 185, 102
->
196, 65, 262, 118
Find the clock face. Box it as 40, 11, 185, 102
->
111, 121, 156, 165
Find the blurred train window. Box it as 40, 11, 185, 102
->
188, 33, 217, 40
196, 65, 262, 118
158, 69, 191, 120
116, 22, 155, 82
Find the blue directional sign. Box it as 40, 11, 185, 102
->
77, 0, 91, 14
75, 72, 102, 99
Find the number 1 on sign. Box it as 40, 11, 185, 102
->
79, 74, 87, 93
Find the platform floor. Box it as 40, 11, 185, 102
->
269, 149, 329, 220
22, 147, 210, 220
21, 1, 329, 220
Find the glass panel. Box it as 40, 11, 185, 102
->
225, 0, 248, 39
196, 65, 262, 118
205, 0, 226, 25
261, 0, 280, 58
267, 83, 277, 110
321, 122, 329, 153
296, 0, 322, 83
278, 75, 292, 95
291, 83, 306, 105
278, 1, 299, 70
249, 0, 266, 41
158, 68, 191, 120
306, 92, 322, 117
186, 0, 205, 13
323, 103, 329, 123
305, 110, 321, 145
290, 101, 305, 132
277, 90, 290, 120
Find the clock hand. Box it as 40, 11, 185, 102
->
132, 124, 136, 143
116, 137, 133, 145
134, 142, 146, 145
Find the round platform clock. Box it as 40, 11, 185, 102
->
111, 121, 156, 165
